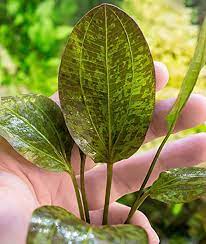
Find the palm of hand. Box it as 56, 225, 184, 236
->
0, 140, 156, 243
1, 63, 206, 244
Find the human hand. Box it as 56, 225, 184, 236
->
1, 62, 206, 244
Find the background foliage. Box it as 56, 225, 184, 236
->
185, 0, 206, 25
0, 0, 206, 243
0, 0, 205, 97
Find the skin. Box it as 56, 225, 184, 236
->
1, 61, 206, 244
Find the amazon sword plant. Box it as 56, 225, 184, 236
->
0, 3, 206, 244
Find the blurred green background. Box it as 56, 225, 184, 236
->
1, 0, 206, 97
1, 0, 206, 243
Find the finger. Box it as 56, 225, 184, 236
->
85, 133, 206, 210
90, 202, 159, 244
50, 92, 60, 106
154, 61, 169, 91
145, 94, 206, 142
0, 172, 38, 244
71, 144, 95, 174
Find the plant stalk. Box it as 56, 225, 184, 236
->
125, 191, 150, 224
125, 128, 173, 223
69, 168, 85, 221
80, 150, 90, 223
102, 163, 114, 225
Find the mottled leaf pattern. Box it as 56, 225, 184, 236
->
150, 167, 206, 204
59, 3, 155, 163
0, 95, 73, 172
27, 206, 148, 244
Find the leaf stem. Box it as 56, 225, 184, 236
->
125, 128, 173, 224
125, 191, 149, 223
69, 168, 85, 221
80, 150, 90, 223
102, 163, 114, 225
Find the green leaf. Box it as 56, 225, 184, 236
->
133, 16, 206, 196
27, 206, 148, 244
58, 3, 155, 163
167, 17, 206, 130
0, 95, 73, 172
149, 167, 206, 204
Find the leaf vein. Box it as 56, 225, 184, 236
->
79, 8, 107, 152
0, 125, 66, 167
4, 106, 65, 161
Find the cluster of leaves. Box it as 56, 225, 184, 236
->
0, 3, 206, 243
0, 4, 155, 242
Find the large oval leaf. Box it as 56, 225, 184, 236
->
149, 167, 206, 204
0, 95, 73, 172
59, 3, 155, 163
27, 206, 148, 244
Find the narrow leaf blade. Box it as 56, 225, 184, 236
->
59, 3, 155, 163
27, 206, 148, 244
167, 17, 206, 129
150, 167, 206, 204
0, 95, 73, 172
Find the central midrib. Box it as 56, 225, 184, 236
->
104, 5, 112, 161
